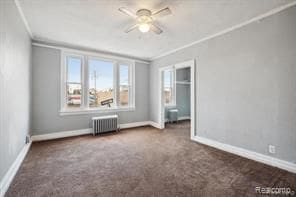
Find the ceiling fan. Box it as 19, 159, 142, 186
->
118, 7, 172, 34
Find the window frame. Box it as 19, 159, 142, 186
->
60, 50, 135, 116
118, 62, 135, 108
87, 56, 117, 109
61, 52, 85, 111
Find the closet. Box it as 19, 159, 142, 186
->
165, 67, 191, 124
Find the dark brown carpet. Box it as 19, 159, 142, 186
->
6, 121, 296, 196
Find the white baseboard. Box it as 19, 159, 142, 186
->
31, 121, 163, 142
149, 121, 162, 129
164, 116, 191, 123
178, 116, 191, 121
192, 136, 296, 174
120, 121, 151, 129
0, 142, 32, 197
31, 128, 92, 142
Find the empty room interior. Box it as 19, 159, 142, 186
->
1, 0, 296, 196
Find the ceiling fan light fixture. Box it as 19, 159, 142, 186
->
138, 23, 150, 33
119, 7, 171, 34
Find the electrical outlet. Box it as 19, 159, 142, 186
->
269, 145, 276, 154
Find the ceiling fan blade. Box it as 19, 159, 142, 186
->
150, 23, 163, 34
152, 7, 172, 18
124, 24, 138, 33
119, 7, 137, 18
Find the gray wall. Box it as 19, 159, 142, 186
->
150, 6, 296, 163
32, 46, 150, 135
0, 0, 32, 181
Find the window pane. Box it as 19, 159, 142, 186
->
89, 59, 114, 108
164, 70, 173, 105
119, 65, 129, 106
67, 57, 81, 83
66, 57, 81, 108
67, 83, 81, 107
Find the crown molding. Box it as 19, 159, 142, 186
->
150, 1, 296, 61
14, 0, 296, 62
32, 39, 151, 64
14, 0, 33, 38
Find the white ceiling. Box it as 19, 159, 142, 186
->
19, 0, 294, 60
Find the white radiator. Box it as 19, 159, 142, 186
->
92, 115, 119, 135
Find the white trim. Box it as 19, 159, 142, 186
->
118, 61, 136, 108
150, 1, 296, 61
31, 129, 92, 142
175, 61, 194, 69
131, 61, 136, 107
14, 0, 33, 38
115, 61, 120, 106
84, 56, 90, 107
0, 142, 32, 197
59, 107, 136, 116
61, 53, 85, 111
31, 121, 162, 142
149, 121, 162, 129
192, 136, 296, 174
60, 50, 66, 111
178, 116, 191, 121
176, 81, 191, 85
190, 60, 196, 139
60, 50, 136, 114
165, 116, 191, 122
158, 68, 165, 129
120, 121, 151, 129
32, 42, 150, 64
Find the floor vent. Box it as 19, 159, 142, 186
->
92, 115, 119, 135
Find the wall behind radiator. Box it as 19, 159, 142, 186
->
31, 46, 150, 135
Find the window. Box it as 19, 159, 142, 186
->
66, 56, 82, 108
61, 51, 135, 115
163, 69, 175, 106
89, 59, 114, 108
119, 64, 130, 107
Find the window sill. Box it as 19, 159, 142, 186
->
59, 106, 135, 116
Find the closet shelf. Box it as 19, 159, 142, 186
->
176, 81, 191, 85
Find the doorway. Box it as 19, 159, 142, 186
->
159, 60, 195, 139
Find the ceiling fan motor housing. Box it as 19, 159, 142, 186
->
137, 9, 153, 24
137, 9, 152, 17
